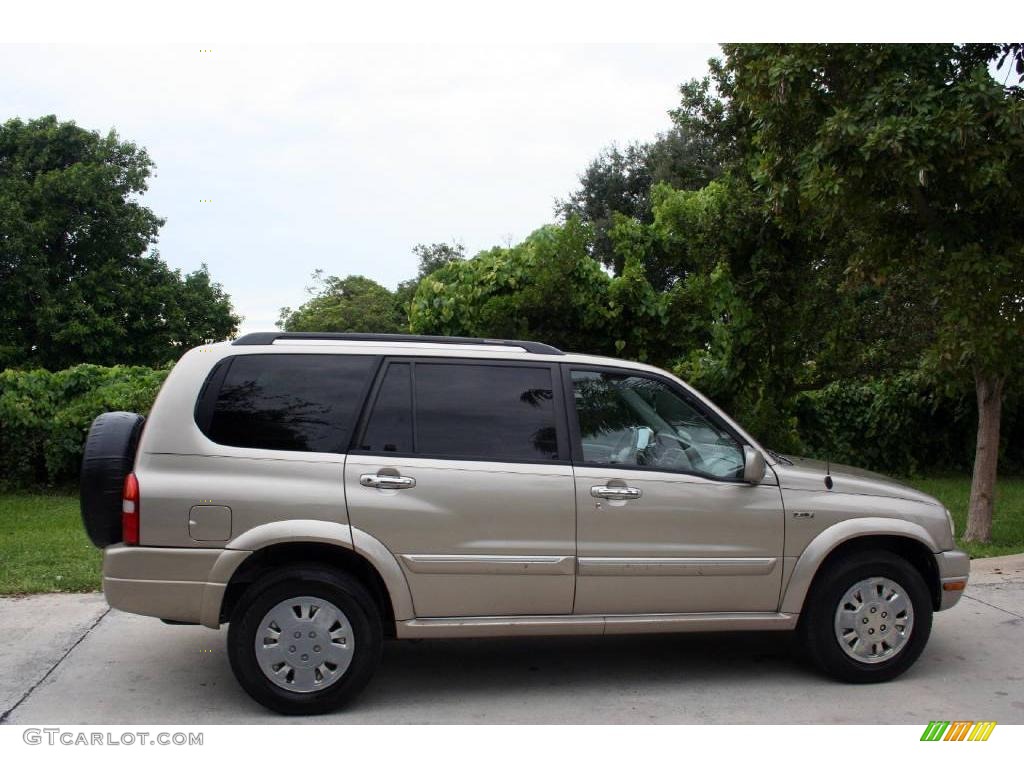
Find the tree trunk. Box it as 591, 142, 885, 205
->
963, 372, 1004, 543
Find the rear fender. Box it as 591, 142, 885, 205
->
220, 520, 414, 622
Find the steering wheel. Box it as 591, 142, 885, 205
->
639, 428, 702, 469
606, 427, 641, 464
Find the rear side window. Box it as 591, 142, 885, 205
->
200, 354, 377, 453
359, 362, 413, 453
359, 361, 561, 461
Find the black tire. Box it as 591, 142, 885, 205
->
79, 411, 145, 548
799, 549, 933, 684
227, 566, 383, 715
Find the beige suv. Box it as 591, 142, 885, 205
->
79, 332, 969, 714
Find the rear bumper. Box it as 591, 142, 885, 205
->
102, 544, 250, 628
935, 549, 970, 611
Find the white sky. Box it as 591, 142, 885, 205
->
0, 44, 721, 332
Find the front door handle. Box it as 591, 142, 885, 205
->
591, 485, 642, 501
360, 473, 416, 490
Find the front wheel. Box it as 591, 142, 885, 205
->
799, 550, 932, 683
227, 566, 382, 714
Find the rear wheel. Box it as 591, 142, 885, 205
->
227, 566, 382, 714
799, 550, 932, 683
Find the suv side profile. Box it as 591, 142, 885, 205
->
79, 332, 969, 714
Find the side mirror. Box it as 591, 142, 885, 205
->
742, 446, 766, 484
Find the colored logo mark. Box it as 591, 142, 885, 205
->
920, 721, 996, 741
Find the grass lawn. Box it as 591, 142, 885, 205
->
1, 475, 1022, 594
907, 475, 1024, 558
0, 492, 101, 594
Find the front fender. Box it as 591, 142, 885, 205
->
780, 517, 940, 615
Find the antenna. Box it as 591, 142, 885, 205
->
824, 451, 834, 490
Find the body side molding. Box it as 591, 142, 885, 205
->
577, 556, 777, 577
397, 611, 797, 639
400, 554, 575, 576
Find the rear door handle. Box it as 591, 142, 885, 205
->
360, 473, 416, 490
591, 485, 642, 501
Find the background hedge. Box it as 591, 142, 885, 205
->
797, 374, 1023, 476
0, 364, 169, 489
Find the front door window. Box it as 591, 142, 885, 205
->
570, 370, 745, 480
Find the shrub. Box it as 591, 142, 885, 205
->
795, 373, 1023, 476
0, 364, 169, 489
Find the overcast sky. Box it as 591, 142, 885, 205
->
0, 44, 721, 332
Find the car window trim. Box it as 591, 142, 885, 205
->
560, 362, 751, 484
349, 355, 571, 465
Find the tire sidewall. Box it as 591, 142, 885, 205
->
227, 567, 382, 715
79, 411, 145, 548
804, 551, 933, 684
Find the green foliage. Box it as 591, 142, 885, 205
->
0, 364, 169, 489
796, 374, 971, 475
409, 219, 697, 365
394, 242, 466, 326
803, 375, 1023, 477
0, 116, 240, 369
723, 44, 1024, 386
556, 81, 727, 275
719, 43, 1024, 539
278, 272, 405, 333
646, 176, 859, 449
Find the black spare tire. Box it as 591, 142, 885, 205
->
80, 411, 145, 548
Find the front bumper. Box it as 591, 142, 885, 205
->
935, 549, 970, 610
102, 544, 250, 628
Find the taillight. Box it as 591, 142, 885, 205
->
122, 472, 140, 545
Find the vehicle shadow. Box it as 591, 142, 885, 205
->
347, 630, 818, 719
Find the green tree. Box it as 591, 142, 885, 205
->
723, 43, 1024, 542
394, 242, 465, 325
0, 115, 240, 368
409, 219, 703, 366
278, 272, 404, 333
555, 118, 724, 280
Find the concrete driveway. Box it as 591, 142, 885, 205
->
3, 555, 1022, 724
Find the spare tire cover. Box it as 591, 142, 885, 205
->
79, 411, 145, 548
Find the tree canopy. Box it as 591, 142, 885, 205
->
719, 43, 1024, 540
278, 272, 405, 334
0, 115, 239, 369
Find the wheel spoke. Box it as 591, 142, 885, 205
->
259, 642, 286, 661
887, 591, 910, 615
289, 665, 317, 690
323, 646, 353, 666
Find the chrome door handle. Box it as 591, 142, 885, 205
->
591, 485, 642, 501
360, 473, 416, 490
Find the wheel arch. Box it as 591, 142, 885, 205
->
781, 519, 942, 615
216, 525, 414, 636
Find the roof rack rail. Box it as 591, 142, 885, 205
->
231, 332, 565, 356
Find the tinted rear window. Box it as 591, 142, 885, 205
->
359, 362, 413, 453
202, 354, 376, 452
412, 363, 559, 461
